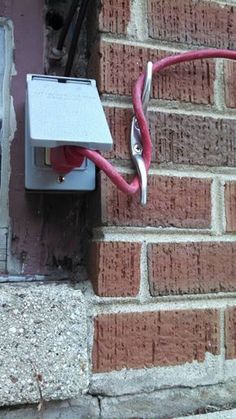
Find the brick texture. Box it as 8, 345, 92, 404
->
88, 241, 141, 297
91, 0, 236, 376
104, 107, 133, 161
148, 242, 236, 296
225, 182, 236, 233
148, 0, 236, 49
98, 0, 131, 34
105, 107, 236, 167
98, 173, 211, 228
92, 310, 220, 372
224, 61, 236, 108
225, 307, 236, 359
90, 42, 215, 105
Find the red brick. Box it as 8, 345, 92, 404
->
88, 241, 141, 297
90, 42, 215, 104
104, 107, 236, 167
98, 0, 131, 34
224, 61, 236, 108
225, 307, 236, 359
104, 107, 133, 161
99, 172, 211, 229
149, 113, 236, 167
225, 182, 236, 232
92, 310, 220, 372
148, 242, 236, 296
148, 0, 236, 49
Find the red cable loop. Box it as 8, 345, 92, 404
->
51, 48, 236, 196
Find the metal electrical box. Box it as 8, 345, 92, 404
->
25, 74, 113, 191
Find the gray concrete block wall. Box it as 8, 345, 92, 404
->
0, 284, 89, 406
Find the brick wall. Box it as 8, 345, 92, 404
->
88, 0, 236, 379
1, 0, 236, 413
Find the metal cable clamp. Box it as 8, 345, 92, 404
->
130, 61, 153, 206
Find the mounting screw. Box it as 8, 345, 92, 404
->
133, 144, 143, 154
57, 175, 65, 183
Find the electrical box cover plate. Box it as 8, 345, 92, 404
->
26, 74, 113, 151
25, 109, 96, 191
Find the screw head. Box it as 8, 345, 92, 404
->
133, 144, 143, 154
57, 175, 65, 183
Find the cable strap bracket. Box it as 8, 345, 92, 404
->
130, 61, 153, 206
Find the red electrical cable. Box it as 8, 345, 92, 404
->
51, 48, 236, 196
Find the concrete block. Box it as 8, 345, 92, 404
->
0, 284, 89, 405
224, 359, 236, 381
178, 408, 236, 418
90, 353, 223, 396
100, 382, 236, 419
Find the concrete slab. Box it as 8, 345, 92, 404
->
90, 352, 222, 396
0, 396, 100, 418
178, 408, 236, 418
100, 382, 236, 419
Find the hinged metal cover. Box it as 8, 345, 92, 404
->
26, 74, 113, 151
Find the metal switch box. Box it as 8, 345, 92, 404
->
25, 74, 113, 191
